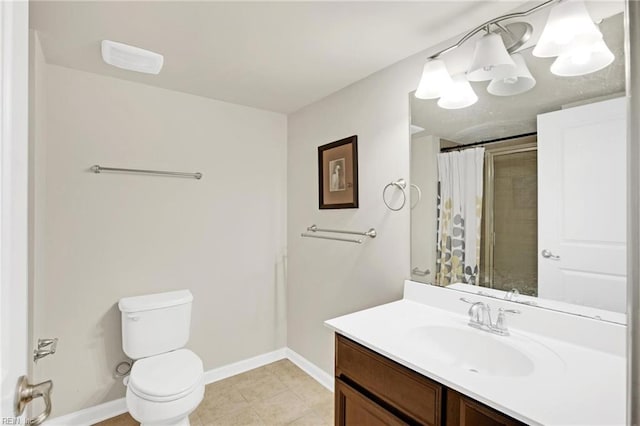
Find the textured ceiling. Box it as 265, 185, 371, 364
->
30, 1, 520, 113
410, 9, 625, 145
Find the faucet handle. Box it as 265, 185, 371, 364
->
494, 308, 521, 335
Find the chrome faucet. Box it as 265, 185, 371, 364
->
503, 288, 538, 306
466, 301, 490, 330
460, 298, 520, 336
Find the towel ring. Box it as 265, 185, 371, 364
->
383, 179, 407, 211
410, 183, 422, 209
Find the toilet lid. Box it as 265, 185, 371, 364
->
129, 349, 203, 401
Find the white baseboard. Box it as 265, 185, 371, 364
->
46, 347, 331, 425
46, 397, 127, 426
203, 348, 287, 384
285, 348, 334, 392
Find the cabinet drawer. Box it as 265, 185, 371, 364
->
335, 334, 443, 426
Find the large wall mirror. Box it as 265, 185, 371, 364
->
410, 0, 627, 323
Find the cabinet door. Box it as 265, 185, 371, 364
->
446, 390, 524, 426
335, 379, 408, 426
336, 334, 442, 425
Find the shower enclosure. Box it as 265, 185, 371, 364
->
480, 136, 538, 296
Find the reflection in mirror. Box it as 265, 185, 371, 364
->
410, 4, 626, 323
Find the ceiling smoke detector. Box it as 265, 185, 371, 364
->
101, 40, 164, 75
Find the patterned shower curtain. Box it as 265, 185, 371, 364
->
435, 147, 484, 286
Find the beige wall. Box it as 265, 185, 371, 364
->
31, 52, 287, 416
28, 2, 522, 416
285, 2, 520, 378
410, 134, 439, 283
286, 56, 416, 376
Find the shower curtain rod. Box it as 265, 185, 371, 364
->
440, 132, 537, 153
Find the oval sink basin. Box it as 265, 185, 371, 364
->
406, 325, 559, 377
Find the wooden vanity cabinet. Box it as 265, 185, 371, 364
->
445, 390, 523, 426
335, 334, 525, 426
335, 379, 408, 426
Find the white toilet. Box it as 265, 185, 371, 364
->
118, 290, 204, 426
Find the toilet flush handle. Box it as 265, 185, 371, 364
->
127, 314, 140, 321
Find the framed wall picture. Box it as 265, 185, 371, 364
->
318, 135, 358, 209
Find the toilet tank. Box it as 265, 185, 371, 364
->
118, 290, 193, 359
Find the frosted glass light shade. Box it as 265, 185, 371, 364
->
437, 75, 478, 109
532, 0, 602, 58
550, 39, 614, 76
415, 60, 454, 99
467, 33, 516, 82
487, 53, 536, 96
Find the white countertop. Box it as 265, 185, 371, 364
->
325, 281, 626, 426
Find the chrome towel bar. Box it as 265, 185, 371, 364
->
300, 224, 377, 244
91, 165, 202, 180
301, 233, 364, 244
306, 224, 377, 238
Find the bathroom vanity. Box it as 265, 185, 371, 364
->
397, 4, 629, 423
335, 334, 523, 426
326, 281, 626, 426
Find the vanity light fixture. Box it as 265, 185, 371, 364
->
532, 0, 603, 58
415, 59, 454, 99
437, 74, 478, 110
533, 0, 615, 77
414, 0, 615, 109
467, 32, 516, 82
487, 53, 537, 96
550, 39, 615, 76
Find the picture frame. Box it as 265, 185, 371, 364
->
318, 135, 358, 209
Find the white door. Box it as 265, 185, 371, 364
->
537, 97, 627, 312
0, 0, 33, 420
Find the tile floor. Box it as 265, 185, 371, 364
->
95, 359, 334, 426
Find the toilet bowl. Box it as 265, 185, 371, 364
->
119, 290, 204, 426
126, 349, 204, 426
